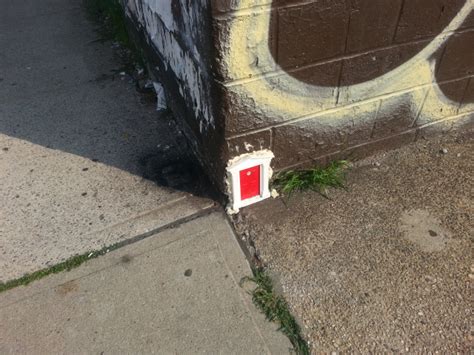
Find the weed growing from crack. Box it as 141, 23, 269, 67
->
83, 0, 145, 69
273, 160, 348, 197
241, 268, 310, 355
0, 250, 105, 293
84, 0, 129, 44
0, 238, 132, 292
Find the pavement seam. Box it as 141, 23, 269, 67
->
99, 201, 219, 250
212, 218, 273, 355
0, 201, 219, 299
80, 195, 189, 238
0, 231, 210, 309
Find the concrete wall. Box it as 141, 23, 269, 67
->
125, 0, 474, 195
214, 0, 474, 170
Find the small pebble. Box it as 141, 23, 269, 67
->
248, 246, 256, 257
440, 148, 448, 154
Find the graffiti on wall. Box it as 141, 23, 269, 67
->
218, 0, 474, 148
125, 0, 473, 174
125, 0, 215, 133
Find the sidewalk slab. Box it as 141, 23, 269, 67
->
0, 212, 291, 354
0, 134, 215, 282
0, 0, 214, 282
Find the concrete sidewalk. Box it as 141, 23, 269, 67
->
0, 212, 291, 353
0, 0, 213, 281
0, 0, 290, 352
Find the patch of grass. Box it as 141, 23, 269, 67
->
241, 268, 310, 355
0, 247, 112, 293
83, 0, 145, 69
84, 0, 129, 44
273, 160, 349, 197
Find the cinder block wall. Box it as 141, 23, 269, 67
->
214, 0, 474, 170
125, 0, 474, 194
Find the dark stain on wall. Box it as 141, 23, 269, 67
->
124, 3, 228, 195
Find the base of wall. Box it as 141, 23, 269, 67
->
277, 113, 474, 173
123, 11, 226, 201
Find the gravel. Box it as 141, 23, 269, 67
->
233, 131, 474, 353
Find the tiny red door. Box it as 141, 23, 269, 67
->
240, 165, 261, 200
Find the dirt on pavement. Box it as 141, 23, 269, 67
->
232, 131, 473, 353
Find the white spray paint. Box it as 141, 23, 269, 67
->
125, 0, 214, 132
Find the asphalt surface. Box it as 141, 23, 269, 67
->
234, 130, 473, 353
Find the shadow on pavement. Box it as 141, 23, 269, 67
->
0, 0, 215, 199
